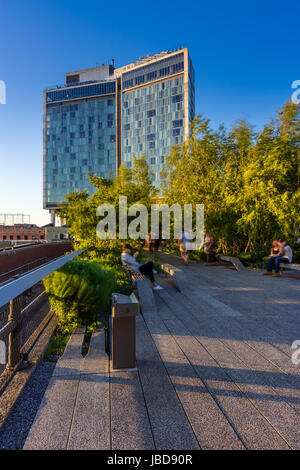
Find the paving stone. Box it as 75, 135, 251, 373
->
155, 300, 290, 449
81, 329, 108, 374
110, 370, 155, 450
136, 319, 200, 450
23, 375, 79, 450
142, 307, 244, 449
135, 279, 156, 314
67, 373, 110, 450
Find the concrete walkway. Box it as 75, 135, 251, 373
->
24, 255, 300, 450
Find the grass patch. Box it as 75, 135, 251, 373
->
44, 328, 73, 362
81, 320, 101, 356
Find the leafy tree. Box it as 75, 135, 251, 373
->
60, 156, 156, 259
163, 101, 299, 256
59, 100, 299, 261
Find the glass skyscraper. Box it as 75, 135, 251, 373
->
43, 48, 195, 216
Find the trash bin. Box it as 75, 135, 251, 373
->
110, 292, 140, 370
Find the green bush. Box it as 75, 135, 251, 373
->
237, 252, 262, 267
43, 259, 114, 332
292, 247, 300, 263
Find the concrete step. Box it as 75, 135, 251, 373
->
68, 372, 110, 450
110, 369, 155, 450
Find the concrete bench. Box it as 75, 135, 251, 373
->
282, 263, 300, 272
122, 263, 155, 314
160, 263, 188, 291
219, 255, 247, 271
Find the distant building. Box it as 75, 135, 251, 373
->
0, 224, 45, 241
43, 47, 195, 219
44, 225, 69, 241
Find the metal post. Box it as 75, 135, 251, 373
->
6, 294, 23, 369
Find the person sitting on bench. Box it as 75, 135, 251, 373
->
121, 244, 164, 290
264, 239, 293, 277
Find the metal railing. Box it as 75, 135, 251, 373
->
0, 249, 83, 372
0, 257, 48, 284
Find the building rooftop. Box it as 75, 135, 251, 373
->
45, 47, 187, 91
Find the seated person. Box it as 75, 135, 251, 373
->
269, 240, 280, 257
264, 239, 293, 277
121, 244, 163, 290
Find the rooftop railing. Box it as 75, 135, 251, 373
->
44, 78, 113, 92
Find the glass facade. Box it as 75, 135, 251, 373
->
44, 49, 195, 208
45, 95, 116, 206
122, 52, 184, 90
188, 54, 195, 122
122, 75, 185, 186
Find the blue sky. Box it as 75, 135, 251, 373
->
0, 0, 299, 226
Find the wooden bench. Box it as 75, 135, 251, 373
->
122, 264, 147, 283
219, 255, 247, 271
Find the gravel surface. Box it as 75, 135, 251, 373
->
0, 361, 56, 449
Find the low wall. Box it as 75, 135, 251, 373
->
0, 242, 73, 278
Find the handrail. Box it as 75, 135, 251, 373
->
0, 240, 72, 256
0, 257, 48, 280
0, 249, 84, 309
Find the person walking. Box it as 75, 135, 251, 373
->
178, 230, 192, 265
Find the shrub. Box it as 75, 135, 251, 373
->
43, 259, 114, 332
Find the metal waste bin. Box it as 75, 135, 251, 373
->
110, 292, 140, 370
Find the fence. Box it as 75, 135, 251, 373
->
0, 249, 83, 373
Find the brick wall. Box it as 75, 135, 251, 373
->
0, 224, 45, 241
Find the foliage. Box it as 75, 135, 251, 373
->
163, 101, 300, 257
43, 259, 114, 332
59, 154, 157, 259
57, 100, 299, 270
43, 329, 73, 361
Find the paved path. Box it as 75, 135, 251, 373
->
24, 256, 300, 450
